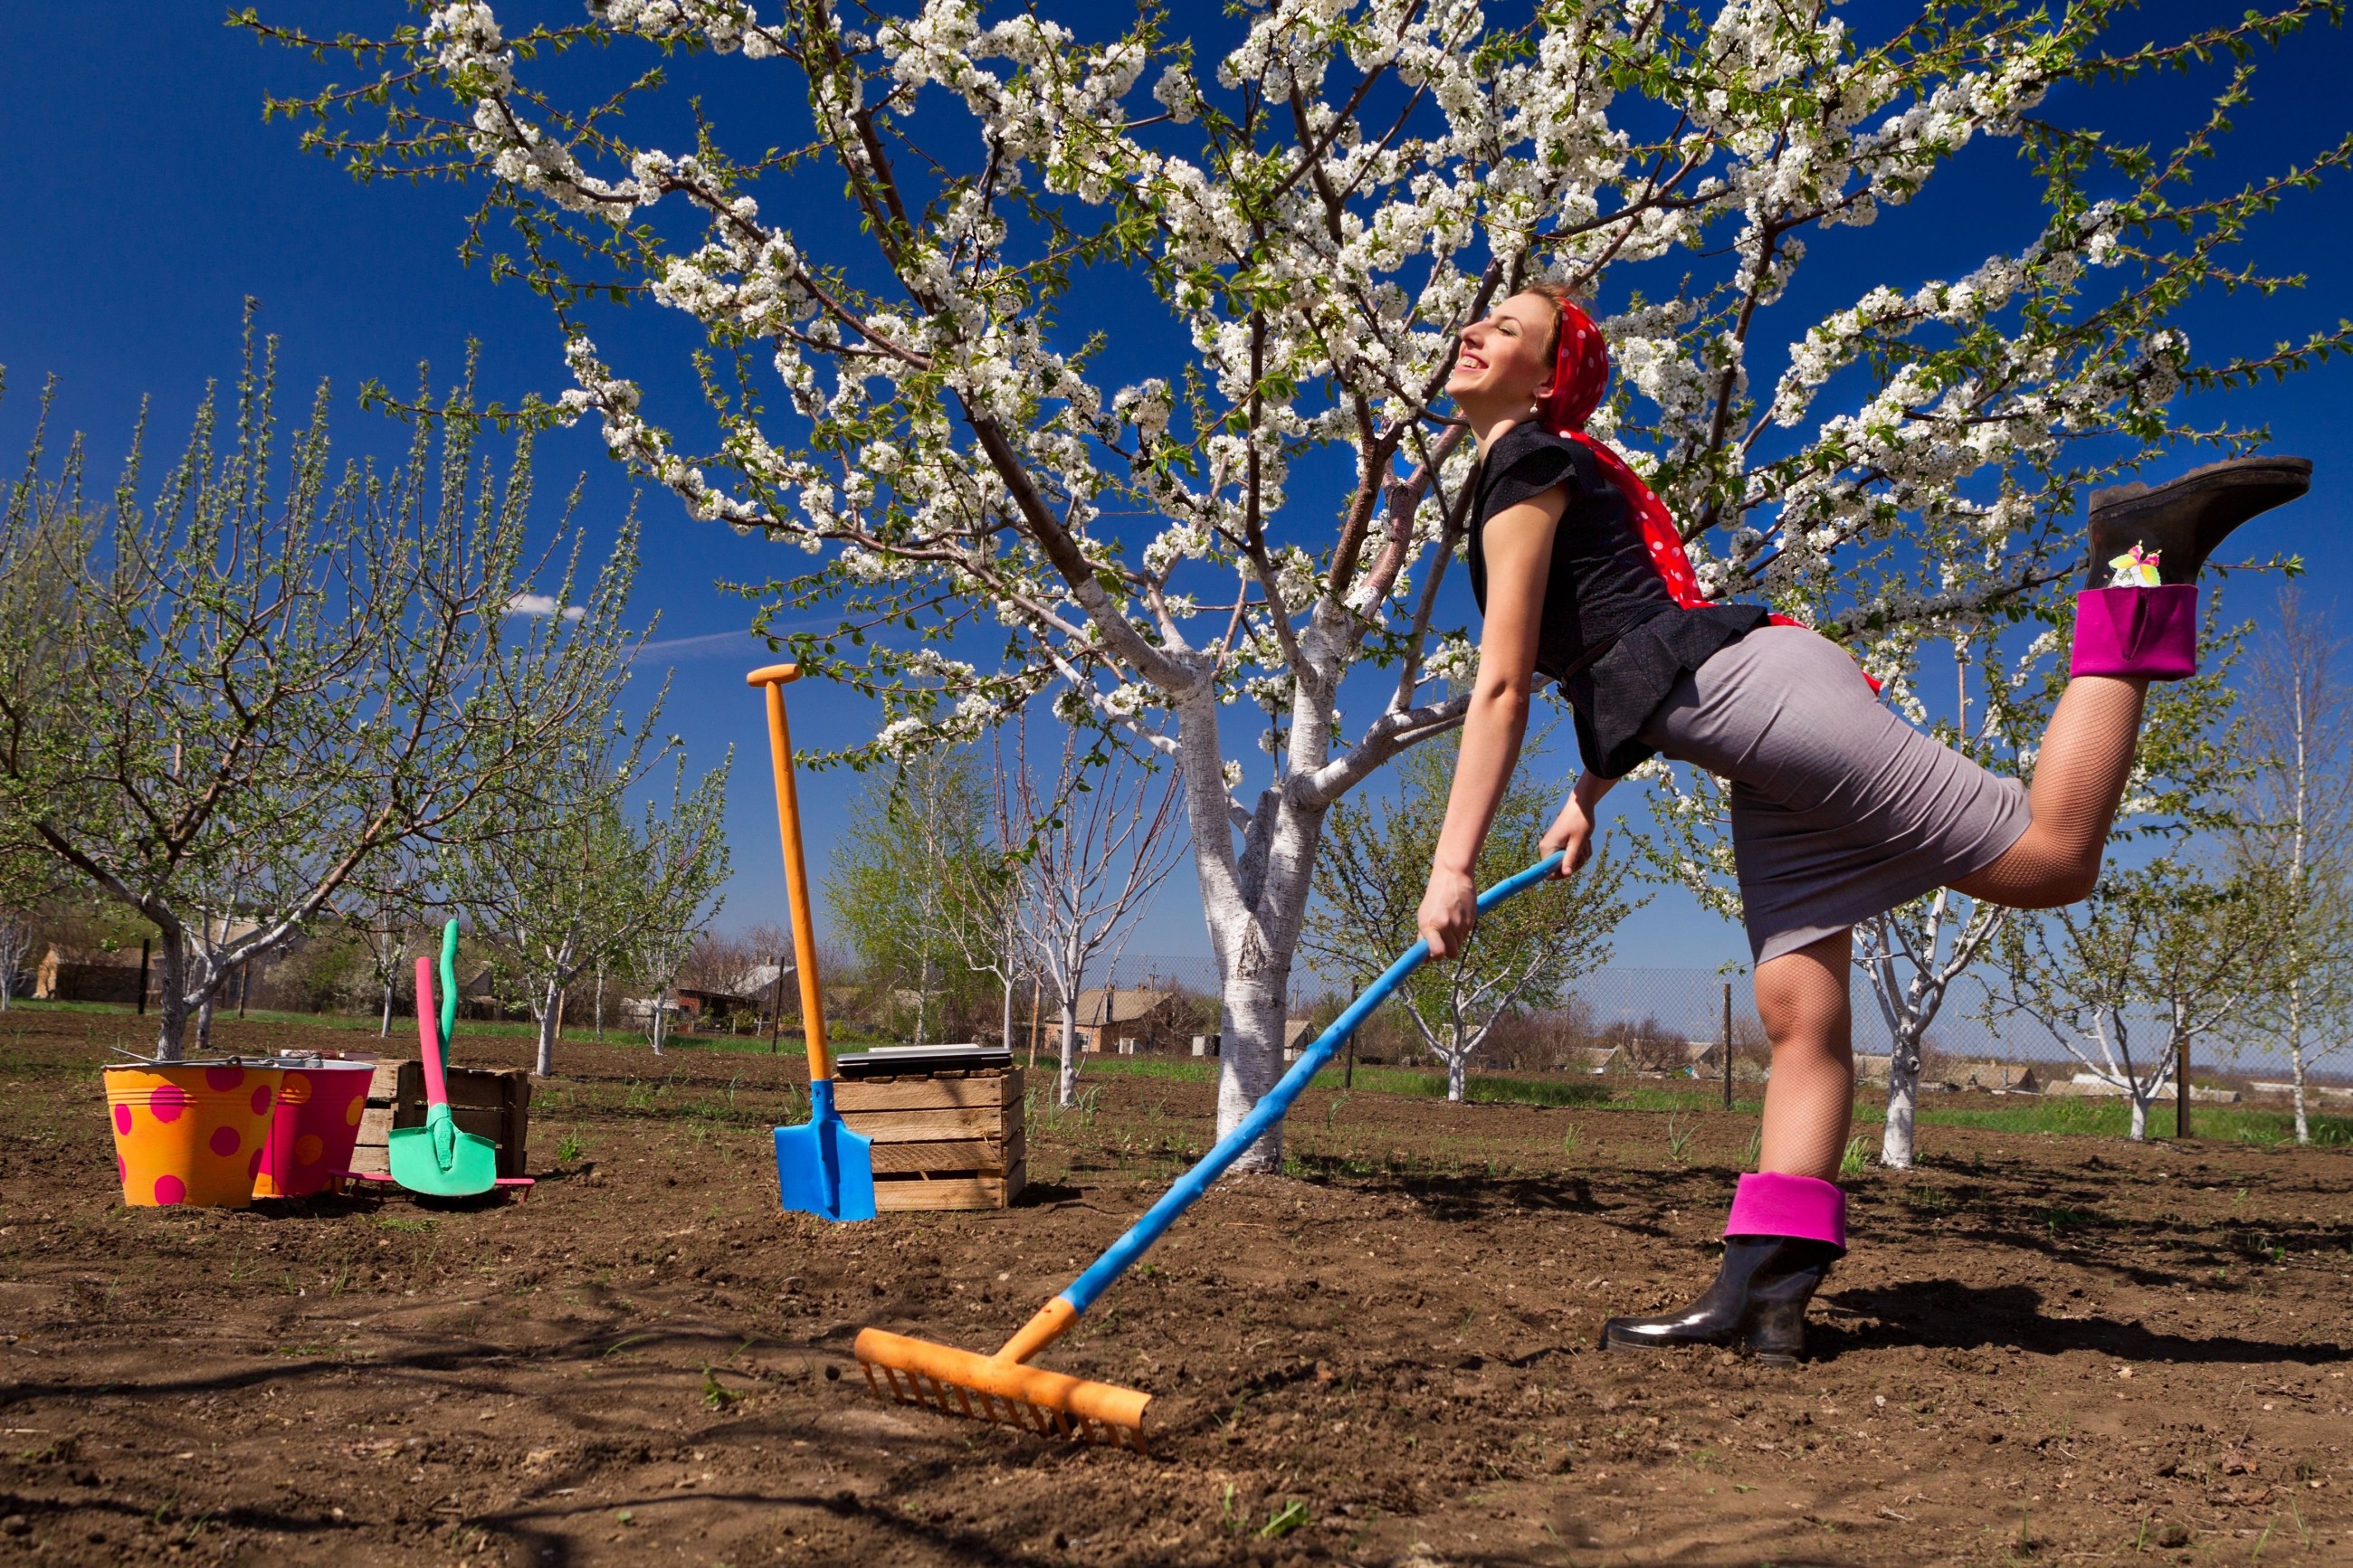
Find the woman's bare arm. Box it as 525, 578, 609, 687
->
1415, 486, 1566, 959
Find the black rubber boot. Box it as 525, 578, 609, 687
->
1601, 1236, 1842, 1366
2085, 455, 2312, 587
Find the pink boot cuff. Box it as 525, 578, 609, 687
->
1725, 1172, 1847, 1250
2071, 584, 2198, 680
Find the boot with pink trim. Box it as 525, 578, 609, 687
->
1601, 1173, 1845, 1365
2072, 455, 2311, 679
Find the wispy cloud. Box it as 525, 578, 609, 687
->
634, 628, 763, 657
506, 592, 586, 622
631, 617, 839, 663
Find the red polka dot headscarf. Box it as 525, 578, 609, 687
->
1534, 295, 1707, 612
1528, 294, 1840, 676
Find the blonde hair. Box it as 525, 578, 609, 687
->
1516, 280, 1577, 361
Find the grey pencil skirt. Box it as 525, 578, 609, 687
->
1634, 625, 2033, 965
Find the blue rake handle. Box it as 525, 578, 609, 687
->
1058, 853, 1564, 1316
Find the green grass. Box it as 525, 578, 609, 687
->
1071, 1052, 1743, 1110
1891, 1096, 2353, 1147
1068, 1052, 2351, 1147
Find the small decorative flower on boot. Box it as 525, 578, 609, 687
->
2105, 544, 2162, 589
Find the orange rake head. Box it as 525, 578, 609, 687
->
853, 1301, 1151, 1451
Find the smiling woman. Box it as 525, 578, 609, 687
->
1420, 280, 2316, 1362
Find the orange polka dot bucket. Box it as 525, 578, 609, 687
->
252, 1057, 374, 1199
102, 1060, 286, 1208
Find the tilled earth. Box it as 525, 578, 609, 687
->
1, 1006, 2349, 1566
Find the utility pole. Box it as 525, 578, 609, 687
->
1722, 981, 1733, 1111
2177, 1036, 2193, 1140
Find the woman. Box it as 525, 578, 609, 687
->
1421, 282, 2310, 1364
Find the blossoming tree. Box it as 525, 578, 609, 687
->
255, 0, 2348, 1163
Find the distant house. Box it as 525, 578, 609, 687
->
1942, 1059, 2040, 1094
1072, 988, 1201, 1054
673, 987, 758, 1025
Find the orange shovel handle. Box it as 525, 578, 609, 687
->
748, 664, 832, 1084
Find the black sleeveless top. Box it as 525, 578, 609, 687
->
1467, 423, 1766, 777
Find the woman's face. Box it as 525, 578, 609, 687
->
1447, 293, 1557, 413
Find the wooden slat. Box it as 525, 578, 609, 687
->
872, 1164, 1024, 1212
835, 1075, 1009, 1112
838, 1106, 1006, 1142
854, 1126, 1024, 1173
866, 1136, 1025, 1174
349, 1106, 395, 1176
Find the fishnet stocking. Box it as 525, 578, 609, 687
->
1952, 674, 2149, 908
1754, 929, 1855, 1181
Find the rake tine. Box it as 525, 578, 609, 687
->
861, 1361, 884, 1402
948, 1381, 977, 1421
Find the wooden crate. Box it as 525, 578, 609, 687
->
393, 1063, 533, 1179
834, 1067, 1024, 1212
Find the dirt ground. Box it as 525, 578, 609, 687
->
1, 1008, 2348, 1567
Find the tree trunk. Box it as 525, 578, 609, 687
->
1214, 961, 1292, 1168
195, 988, 216, 1056
153, 936, 189, 1061
2129, 1091, 2149, 1142
1446, 1052, 1467, 1103
534, 977, 562, 1078
652, 999, 667, 1057
379, 978, 395, 1038
1058, 996, 1080, 1108
2291, 1041, 2312, 1146
1880, 1022, 1923, 1171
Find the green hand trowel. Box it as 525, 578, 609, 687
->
388, 922, 498, 1197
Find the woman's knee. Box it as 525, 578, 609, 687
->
1961, 829, 2104, 908
1754, 936, 1854, 1048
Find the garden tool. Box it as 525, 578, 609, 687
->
752, 662, 875, 1223
387, 949, 499, 1197
854, 853, 1566, 1450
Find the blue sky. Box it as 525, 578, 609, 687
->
5, 4, 2350, 972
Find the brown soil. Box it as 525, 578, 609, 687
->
1, 1007, 2349, 1566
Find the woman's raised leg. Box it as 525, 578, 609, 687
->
1952, 674, 2148, 908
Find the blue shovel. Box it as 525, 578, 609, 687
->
750, 663, 875, 1222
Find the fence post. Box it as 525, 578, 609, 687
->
769, 951, 786, 1054
137, 938, 150, 1017
1722, 981, 1733, 1111
2177, 1035, 2191, 1140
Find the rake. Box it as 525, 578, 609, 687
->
854, 854, 1565, 1450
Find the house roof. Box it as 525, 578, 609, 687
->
1073, 988, 1184, 1027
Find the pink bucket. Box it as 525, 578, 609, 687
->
252, 1058, 376, 1199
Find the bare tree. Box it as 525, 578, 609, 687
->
999, 717, 1184, 1107
1991, 857, 2272, 1139
462, 719, 730, 1073
624, 763, 735, 1058
1304, 733, 1638, 1100
2226, 591, 2353, 1143
0, 321, 645, 1059
339, 847, 437, 1037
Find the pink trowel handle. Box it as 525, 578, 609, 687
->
414, 955, 451, 1111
